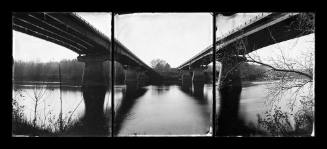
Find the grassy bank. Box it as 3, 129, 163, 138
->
12, 113, 112, 137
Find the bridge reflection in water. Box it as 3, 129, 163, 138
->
113, 83, 212, 136
12, 12, 313, 136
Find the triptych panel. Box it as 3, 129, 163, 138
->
12, 12, 314, 137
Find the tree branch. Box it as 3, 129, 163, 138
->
246, 60, 313, 80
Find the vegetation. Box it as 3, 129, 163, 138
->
12, 81, 84, 136
12, 80, 113, 136
239, 63, 269, 81
150, 59, 269, 84
13, 59, 127, 85
12, 60, 110, 136
13, 59, 83, 84
150, 59, 180, 82
13, 58, 270, 86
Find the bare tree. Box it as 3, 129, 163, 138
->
244, 13, 314, 109
25, 83, 48, 128
222, 13, 314, 136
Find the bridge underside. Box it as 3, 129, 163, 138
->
178, 13, 313, 70
216, 13, 312, 60
13, 12, 112, 55
12, 12, 157, 74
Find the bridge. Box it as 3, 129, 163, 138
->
13, 12, 314, 136
12, 12, 158, 134
177, 13, 313, 93
12, 13, 158, 75
176, 12, 314, 135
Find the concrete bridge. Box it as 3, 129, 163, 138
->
176, 13, 314, 135
13, 12, 314, 135
12, 12, 159, 134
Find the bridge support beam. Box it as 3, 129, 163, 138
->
181, 70, 192, 91
191, 66, 206, 97
77, 55, 109, 135
216, 55, 246, 136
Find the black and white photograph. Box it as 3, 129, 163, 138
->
12, 12, 113, 136
214, 13, 314, 136
11, 12, 315, 137
113, 13, 213, 136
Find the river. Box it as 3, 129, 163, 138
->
13, 81, 276, 136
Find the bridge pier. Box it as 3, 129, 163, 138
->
77, 55, 109, 135
138, 71, 149, 88
124, 66, 139, 92
216, 55, 246, 136
191, 66, 205, 97
124, 66, 148, 92
181, 70, 192, 91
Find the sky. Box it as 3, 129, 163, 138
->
115, 13, 212, 68
13, 12, 314, 69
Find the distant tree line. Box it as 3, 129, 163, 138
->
206, 63, 269, 82
150, 59, 180, 83
13, 59, 273, 86
13, 59, 126, 85
150, 59, 270, 83
239, 63, 269, 81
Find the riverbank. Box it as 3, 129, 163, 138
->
12, 113, 112, 137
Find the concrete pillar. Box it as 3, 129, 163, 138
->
192, 66, 205, 97
138, 71, 148, 88
77, 55, 109, 135
124, 66, 140, 92
216, 55, 246, 136
181, 70, 192, 91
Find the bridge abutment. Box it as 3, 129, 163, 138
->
77, 55, 109, 135
216, 55, 246, 136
